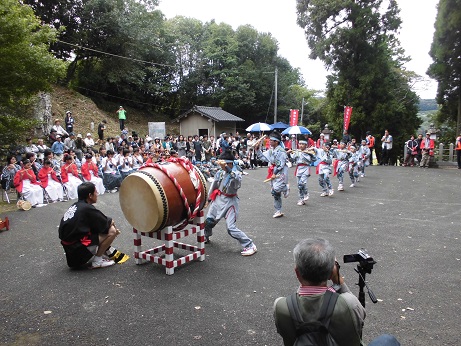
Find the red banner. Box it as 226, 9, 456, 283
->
289, 109, 299, 126
343, 106, 352, 132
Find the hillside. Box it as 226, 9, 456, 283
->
50, 85, 178, 139
419, 99, 438, 112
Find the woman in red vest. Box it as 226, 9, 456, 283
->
61, 154, 82, 199
456, 134, 461, 169
38, 160, 64, 202
14, 159, 45, 207
81, 153, 105, 195
419, 132, 435, 168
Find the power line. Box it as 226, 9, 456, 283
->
73, 86, 185, 112
57, 40, 175, 68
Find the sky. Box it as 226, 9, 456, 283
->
157, 0, 439, 99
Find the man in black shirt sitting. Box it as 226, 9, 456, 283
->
58, 182, 128, 269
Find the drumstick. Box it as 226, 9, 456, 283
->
263, 174, 280, 183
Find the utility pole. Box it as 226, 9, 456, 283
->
300, 97, 305, 125
274, 67, 278, 123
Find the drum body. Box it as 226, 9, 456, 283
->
17, 200, 32, 211
119, 162, 207, 232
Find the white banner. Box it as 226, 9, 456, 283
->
148, 122, 166, 140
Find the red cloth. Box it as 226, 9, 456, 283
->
38, 166, 59, 188
61, 163, 79, 183
266, 164, 275, 179
61, 233, 92, 246
315, 162, 328, 175
294, 164, 307, 176
420, 138, 435, 155
209, 189, 221, 201
367, 135, 375, 149
333, 160, 339, 177
13, 169, 40, 193
81, 161, 99, 180
209, 189, 236, 201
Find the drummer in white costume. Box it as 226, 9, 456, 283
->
255, 131, 289, 218
288, 135, 314, 205
204, 149, 257, 256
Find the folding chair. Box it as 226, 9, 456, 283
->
56, 174, 70, 201
41, 187, 52, 204
1, 183, 19, 204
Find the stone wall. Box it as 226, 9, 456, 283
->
34, 92, 52, 138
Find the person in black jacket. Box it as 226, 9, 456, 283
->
58, 182, 128, 269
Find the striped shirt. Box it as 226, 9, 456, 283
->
297, 285, 336, 296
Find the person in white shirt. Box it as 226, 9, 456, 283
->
36, 138, 48, 164
380, 129, 393, 166
84, 133, 95, 150
119, 149, 133, 179
132, 147, 144, 171
51, 119, 69, 138
101, 150, 122, 193
25, 138, 39, 155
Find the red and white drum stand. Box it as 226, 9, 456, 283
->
133, 210, 205, 275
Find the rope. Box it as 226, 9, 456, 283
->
140, 158, 202, 230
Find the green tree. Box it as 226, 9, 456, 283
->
0, 0, 66, 154
297, 0, 420, 162
427, 0, 461, 135
165, 18, 303, 123
0, 0, 66, 109
71, 0, 168, 108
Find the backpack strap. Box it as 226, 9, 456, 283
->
318, 290, 339, 329
286, 290, 339, 328
287, 293, 304, 324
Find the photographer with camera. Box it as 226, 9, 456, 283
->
273, 238, 400, 346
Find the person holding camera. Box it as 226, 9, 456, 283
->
273, 238, 400, 346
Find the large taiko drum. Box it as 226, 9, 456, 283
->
119, 161, 207, 233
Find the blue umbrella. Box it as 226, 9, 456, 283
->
245, 122, 272, 132
270, 121, 289, 130
281, 126, 312, 135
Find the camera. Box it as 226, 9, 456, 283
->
343, 248, 375, 265
344, 248, 376, 274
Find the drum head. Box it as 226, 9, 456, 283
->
119, 172, 165, 232
17, 200, 32, 211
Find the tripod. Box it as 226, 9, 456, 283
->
354, 261, 378, 308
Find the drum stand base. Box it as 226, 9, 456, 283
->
133, 211, 205, 275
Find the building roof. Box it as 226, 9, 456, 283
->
175, 105, 245, 123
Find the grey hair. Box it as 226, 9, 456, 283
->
293, 238, 335, 284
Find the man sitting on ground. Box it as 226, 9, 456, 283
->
58, 182, 129, 269
273, 238, 400, 346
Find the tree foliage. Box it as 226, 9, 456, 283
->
427, 0, 461, 134
296, 0, 421, 160
21, 0, 318, 128
0, 0, 66, 109
0, 0, 66, 152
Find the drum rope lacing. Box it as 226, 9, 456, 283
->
141, 158, 202, 230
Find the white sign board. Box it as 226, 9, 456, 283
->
148, 122, 166, 140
